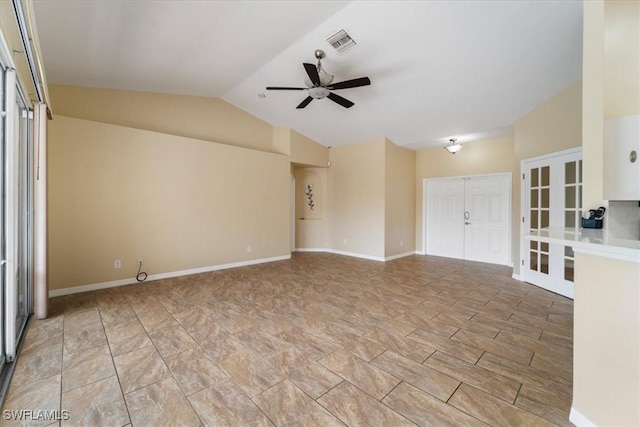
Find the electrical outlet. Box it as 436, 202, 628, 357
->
400, 240, 404, 247
137, 258, 143, 265
114, 260, 121, 269
247, 245, 252, 253
343, 238, 347, 245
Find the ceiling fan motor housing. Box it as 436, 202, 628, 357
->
309, 87, 330, 99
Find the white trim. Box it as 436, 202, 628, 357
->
296, 248, 421, 262
414, 250, 426, 256
422, 178, 428, 256
423, 171, 513, 182
0, 27, 17, 69
296, 248, 385, 262
512, 273, 523, 281
569, 407, 596, 427
49, 254, 291, 297
4, 69, 18, 360
522, 146, 582, 165
325, 249, 385, 262
385, 251, 416, 261
294, 247, 385, 262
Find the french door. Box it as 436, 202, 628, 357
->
521, 148, 582, 298
425, 174, 511, 266
1, 66, 33, 366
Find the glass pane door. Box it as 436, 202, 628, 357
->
522, 149, 582, 299
15, 101, 31, 342
528, 165, 551, 276
3, 69, 32, 360
557, 157, 582, 296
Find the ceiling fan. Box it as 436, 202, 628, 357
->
266, 49, 371, 109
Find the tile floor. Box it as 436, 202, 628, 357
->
1, 253, 573, 426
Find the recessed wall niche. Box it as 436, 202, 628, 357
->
299, 169, 322, 219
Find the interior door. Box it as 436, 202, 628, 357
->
522, 159, 554, 292
426, 174, 511, 265
522, 149, 581, 298
3, 69, 31, 360
464, 175, 511, 265
426, 179, 465, 259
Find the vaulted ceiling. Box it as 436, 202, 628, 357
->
33, 0, 583, 149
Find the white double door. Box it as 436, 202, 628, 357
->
521, 148, 582, 299
425, 174, 511, 266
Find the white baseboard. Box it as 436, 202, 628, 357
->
414, 250, 426, 256
324, 248, 386, 262
385, 251, 417, 261
294, 248, 421, 262
512, 273, 523, 281
49, 254, 291, 297
569, 407, 596, 427
293, 247, 384, 261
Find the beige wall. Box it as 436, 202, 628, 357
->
573, 252, 640, 426
512, 81, 582, 275
583, 1, 606, 211
290, 130, 329, 167
415, 136, 515, 253
272, 126, 291, 156
49, 85, 274, 152
327, 138, 386, 258
604, 0, 640, 119
294, 166, 327, 249
49, 116, 290, 290
385, 139, 416, 257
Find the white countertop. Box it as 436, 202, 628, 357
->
526, 227, 640, 263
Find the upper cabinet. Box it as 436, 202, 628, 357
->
604, 115, 640, 200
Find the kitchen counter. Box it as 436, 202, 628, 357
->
526, 226, 640, 263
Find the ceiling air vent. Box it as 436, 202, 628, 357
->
326, 29, 356, 55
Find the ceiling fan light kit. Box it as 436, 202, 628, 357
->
265, 49, 371, 109
445, 138, 462, 154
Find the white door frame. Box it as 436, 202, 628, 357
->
423, 172, 512, 266
290, 176, 295, 252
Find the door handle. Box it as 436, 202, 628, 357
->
465, 221, 471, 225
464, 211, 470, 220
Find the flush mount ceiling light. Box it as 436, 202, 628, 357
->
444, 138, 462, 154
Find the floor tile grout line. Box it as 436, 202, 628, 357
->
57, 312, 65, 418
513, 382, 524, 405
445, 381, 463, 404
249, 377, 288, 426
96, 303, 133, 426
374, 382, 423, 427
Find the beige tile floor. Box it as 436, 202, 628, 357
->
1, 253, 573, 426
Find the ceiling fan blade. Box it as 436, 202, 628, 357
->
266, 87, 306, 90
327, 77, 371, 90
327, 92, 354, 109
303, 63, 321, 86
296, 96, 313, 109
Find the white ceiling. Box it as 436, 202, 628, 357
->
33, 0, 583, 149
